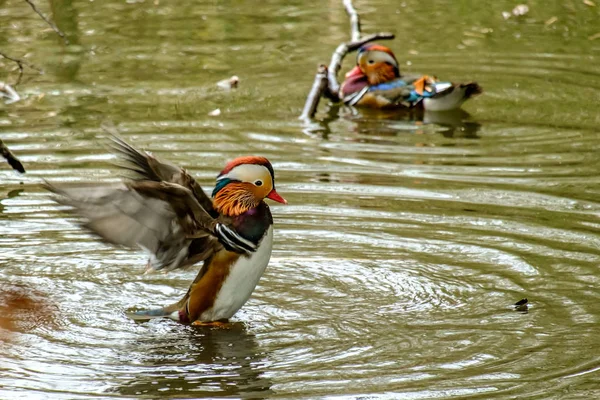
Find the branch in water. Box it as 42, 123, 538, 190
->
0, 50, 44, 87
0, 51, 24, 87
300, 64, 329, 121
24, 0, 70, 45
300, 0, 395, 119
343, 0, 361, 42
0, 139, 26, 173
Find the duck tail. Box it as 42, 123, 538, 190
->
461, 82, 483, 99
126, 306, 182, 322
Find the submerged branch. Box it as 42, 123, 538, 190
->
0, 50, 44, 88
24, 0, 69, 45
300, 65, 329, 121
0, 139, 26, 173
0, 51, 25, 87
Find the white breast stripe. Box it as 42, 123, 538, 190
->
215, 223, 258, 254
344, 86, 370, 106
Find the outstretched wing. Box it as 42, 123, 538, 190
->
102, 123, 217, 218
46, 179, 223, 271
48, 179, 259, 272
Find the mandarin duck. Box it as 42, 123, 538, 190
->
47, 134, 286, 325
340, 44, 482, 111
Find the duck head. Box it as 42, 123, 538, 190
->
346, 44, 400, 85
212, 156, 286, 216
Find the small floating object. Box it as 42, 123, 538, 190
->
514, 298, 529, 312
512, 4, 529, 16
216, 75, 239, 90
208, 108, 221, 116
503, 4, 529, 19
545, 16, 558, 26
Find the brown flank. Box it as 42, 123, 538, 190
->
185, 250, 241, 322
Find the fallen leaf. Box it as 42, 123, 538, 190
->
545, 16, 558, 26
583, 0, 595, 6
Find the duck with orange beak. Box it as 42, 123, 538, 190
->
341, 44, 482, 111
48, 135, 286, 325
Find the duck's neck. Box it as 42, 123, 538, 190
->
213, 185, 260, 217
341, 74, 369, 97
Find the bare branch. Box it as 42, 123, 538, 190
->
343, 0, 361, 42
300, 65, 329, 121
0, 51, 25, 86
0, 139, 26, 173
24, 0, 69, 45
0, 50, 44, 87
300, 0, 395, 119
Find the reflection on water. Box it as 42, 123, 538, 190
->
1, 0, 600, 398
114, 322, 272, 398
306, 105, 481, 140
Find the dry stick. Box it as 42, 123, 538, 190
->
0, 51, 25, 86
24, 0, 69, 45
343, 0, 361, 42
0, 139, 26, 173
300, 64, 329, 121
0, 50, 44, 87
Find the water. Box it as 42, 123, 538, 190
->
1, 0, 600, 398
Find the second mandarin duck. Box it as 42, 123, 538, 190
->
340, 44, 482, 111
48, 134, 286, 325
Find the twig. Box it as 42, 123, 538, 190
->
0, 51, 44, 87
300, 64, 329, 121
0, 139, 26, 173
300, 0, 395, 119
343, 0, 361, 42
0, 51, 25, 87
24, 0, 69, 45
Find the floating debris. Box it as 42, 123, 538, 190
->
0, 82, 21, 104
503, 4, 529, 19
514, 298, 529, 312
216, 75, 239, 90
583, 0, 596, 7
589, 32, 600, 40
545, 16, 558, 26
512, 4, 530, 16
208, 108, 221, 116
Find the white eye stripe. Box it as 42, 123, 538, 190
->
219, 164, 271, 185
